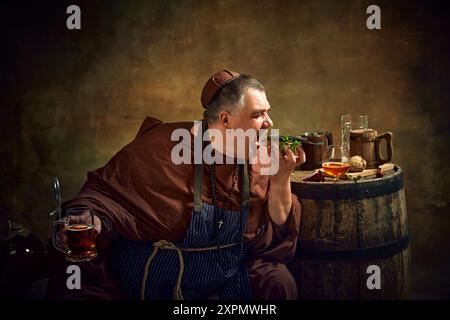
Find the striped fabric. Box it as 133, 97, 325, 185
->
109, 202, 252, 300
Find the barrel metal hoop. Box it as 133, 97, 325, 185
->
296, 235, 409, 261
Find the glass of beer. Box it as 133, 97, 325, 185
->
52, 207, 98, 262
322, 145, 352, 181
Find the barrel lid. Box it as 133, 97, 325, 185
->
291, 166, 403, 200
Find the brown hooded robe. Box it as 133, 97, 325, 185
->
47, 117, 301, 300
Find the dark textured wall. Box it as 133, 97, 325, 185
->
1, 0, 449, 298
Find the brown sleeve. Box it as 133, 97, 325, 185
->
135, 116, 163, 137
246, 194, 301, 264
61, 175, 121, 253
271, 204, 295, 241
95, 215, 117, 254
61, 165, 150, 242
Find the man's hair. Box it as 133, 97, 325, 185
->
203, 74, 265, 124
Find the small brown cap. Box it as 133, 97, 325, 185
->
200, 69, 240, 108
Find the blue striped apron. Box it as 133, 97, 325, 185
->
110, 159, 253, 300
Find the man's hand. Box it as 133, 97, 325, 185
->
268, 145, 305, 225
93, 215, 102, 235
65, 213, 102, 235
270, 145, 306, 185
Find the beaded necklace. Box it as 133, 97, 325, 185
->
208, 161, 248, 269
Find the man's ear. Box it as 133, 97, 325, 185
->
219, 111, 230, 129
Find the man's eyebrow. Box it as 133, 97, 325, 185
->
250, 108, 270, 115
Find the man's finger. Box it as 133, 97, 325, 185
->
283, 147, 297, 163
295, 146, 306, 165
56, 231, 68, 248
93, 215, 102, 235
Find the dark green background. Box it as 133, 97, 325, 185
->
1, 0, 449, 298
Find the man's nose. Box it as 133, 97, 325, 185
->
262, 114, 273, 129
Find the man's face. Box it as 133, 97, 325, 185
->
228, 88, 273, 132
223, 88, 273, 159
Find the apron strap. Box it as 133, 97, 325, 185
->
193, 120, 208, 212
241, 161, 250, 209
193, 162, 203, 212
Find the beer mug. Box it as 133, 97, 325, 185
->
299, 131, 333, 170
52, 207, 98, 262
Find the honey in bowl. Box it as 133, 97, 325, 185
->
322, 162, 352, 178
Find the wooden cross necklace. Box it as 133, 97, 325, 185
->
209, 161, 240, 230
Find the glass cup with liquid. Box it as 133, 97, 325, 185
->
52, 207, 99, 262
341, 114, 368, 158
322, 145, 352, 181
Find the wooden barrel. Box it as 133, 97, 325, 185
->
289, 167, 410, 299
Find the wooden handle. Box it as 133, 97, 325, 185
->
325, 131, 333, 146
375, 132, 393, 165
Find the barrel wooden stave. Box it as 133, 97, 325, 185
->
358, 188, 408, 248
290, 248, 410, 300
299, 198, 359, 250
